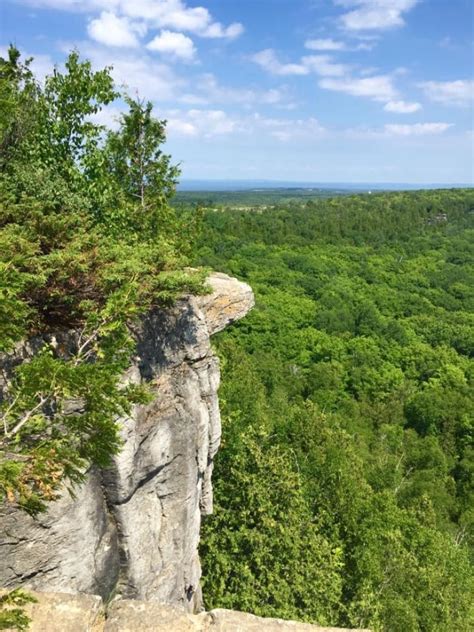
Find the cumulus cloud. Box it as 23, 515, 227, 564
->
147, 30, 196, 61
19, 0, 244, 40
302, 55, 349, 77
251, 50, 349, 77
165, 109, 239, 137
384, 122, 453, 136
250, 49, 308, 76
87, 11, 144, 47
250, 49, 421, 110
418, 80, 474, 107
200, 21, 244, 39
319, 74, 397, 102
384, 100, 422, 113
142, 3, 243, 39
335, 0, 419, 31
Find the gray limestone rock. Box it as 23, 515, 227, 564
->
0, 469, 119, 600
0, 273, 254, 612
104, 600, 201, 632
104, 600, 370, 632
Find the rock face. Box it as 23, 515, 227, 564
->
0, 591, 370, 632
0, 273, 254, 612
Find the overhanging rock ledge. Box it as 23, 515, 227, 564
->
0, 273, 254, 613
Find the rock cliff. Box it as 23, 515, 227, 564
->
0, 273, 254, 612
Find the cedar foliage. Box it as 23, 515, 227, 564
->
0, 47, 204, 517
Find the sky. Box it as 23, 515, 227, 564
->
1, 0, 473, 184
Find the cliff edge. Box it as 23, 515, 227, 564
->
0, 273, 254, 612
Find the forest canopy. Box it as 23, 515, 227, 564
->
196, 189, 474, 631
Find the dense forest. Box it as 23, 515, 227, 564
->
173, 187, 354, 208
196, 190, 474, 631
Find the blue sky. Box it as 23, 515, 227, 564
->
1, 0, 473, 183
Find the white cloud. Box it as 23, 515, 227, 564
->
163, 108, 326, 142
384, 100, 422, 113
305, 38, 346, 51
304, 37, 373, 51
65, 42, 186, 101
346, 121, 454, 138
19, 0, 244, 40
79, 84, 454, 146
87, 11, 144, 47
251, 50, 414, 109
149, 4, 243, 39
319, 74, 397, 102
384, 122, 453, 136
302, 55, 349, 77
152, 5, 211, 32
166, 118, 198, 136
200, 21, 244, 39
418, 80, 474, 107
165, 108, 239, 137
147, 30, 196, 61
112, 58, 184, 101
250, 49, 309, 76
251, 49, 350, 77
335, 0, 419, 31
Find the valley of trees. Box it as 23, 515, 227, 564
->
0, 48, 473, 631
196, 190, 474, 631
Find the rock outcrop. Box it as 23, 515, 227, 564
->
0, 591, 370, 632
0, 273, 254, 612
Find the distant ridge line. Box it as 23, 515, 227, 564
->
178, 179, 473, 192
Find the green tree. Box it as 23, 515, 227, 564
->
0, 47, 204, 513
106, 97, 178, 227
